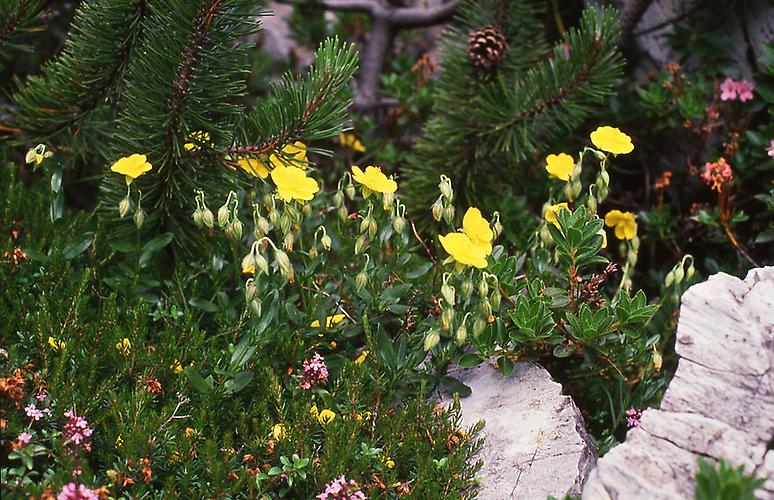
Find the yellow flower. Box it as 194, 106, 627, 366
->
354, 350, 368, 365
269, 141, 308, 169
339, 133, 366, 153
354, 410, 372, 422
236, 156, 269, 179
462, 207, 493, 255
25, 144, 53, 165
604, 210, 637, 240
242, 263, 256, 275
385, 456, 395, 469
116, 435, 124, 448
598, 228, 607, 249
544, 202, 569, 229
184, 130, 210, 152
310, 314, 346, 329
170, 360, 183, 374
110, 154, 152, 185
115, 338, 131, 356
184, 427, 196, 439
545, 153, 574, 181
439, 232, 488, 269
270, 165, 319, 203
169, 451, 184, 463
271, 423, 286, 441
48, 336, 65, 351
317, 409, 336, 426
309, 404, 319, 417
351, 166, 398, 194
590, 126, 634, 155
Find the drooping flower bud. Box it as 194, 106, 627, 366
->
686, 263, 695, 280
256, 216, 270, 236
226, 219, 243, 242
480, 298, 492, 318
119, 197, 131, 218
245, 280, 258, 302
192, 208, 204, 227
333, 190, 345, 208
454, 324, 468, 344
354, 235, 368, 255
268, 208, 281, 228
360, 216, 370, 234
424, 329, 440, 351
345, 183, 356, 200
441, 283, 456, 306
255, 252, 269, 275
133, 207, 146, 228
490, 290, 501, 310
280, 213, 291, 235
664, 270, 675, 288
309, 247, 318, 259
460, 279, 474, 299
200, 208, 214, 228
355, 271, 368, 291
478, 279, 489, 297
392, 216, 406, 233
473, 317, 486, 337
382, 191, 395, 212
301, 203, 312, 217
320, 233, 332, 251
283, 231, 294, 252
368, 219, 378, 238
338, 206, 348, 222
674, 265, 685, 283
275, 250, 294, 281
439, 175, 453, 200
442, 205, 455, 226
249, 299, 262, 316
217, 203, 230, 228
431, 197, 443, 222
441, 307, 454, 332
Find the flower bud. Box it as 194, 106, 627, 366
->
354, 235, 368, 255
441, 307, 454, 332
262, 193, 274, 209
338, 206, 349, 222
473, 317, 486, 337
193, 208, 204, 227
664, 270, 675, 288
321, 233, 332, 251
490, 290, 501, 310
382, 192, 395, 212
564, 182, 574, 202
592, 149, 607, 161
442, 205, 455, 226
478, 279, 489, 297
674, 265, 685, 283
587, 193, 598, 215
201, 208, 214, 228
217, 204, 230, 228
275, 250, 293, 279
431, 198, 443, 222
133, 207, 146, 228
368, 219, 378, 238
460, 279, 474, 299
454, 324, 468, 345
360, 216, 370, 234
439, 178, 453, 200
539, 225, 553, 246
424, 329, 440, 351
119, 197, 131, 218
226, 219, 243, 242
255, 253, 269, 275
686, 263, 695, 280
241, 253, 257, 273
245, 280, 258, 302
301, 203, 312, 217
345, 184, 356, 200
249, 299, 262, 316
392, 216, 406, 234
280, 213, 291, 235
333, 190, 345, 208
309, 247, 318, 259
257, 216, 270, 235
571, 180, 582, 199
441, 283, 456, 306
355, 271, 368, 291
268, 208, 281, 228
480, 298, 492, 318
492, 220, 503, 240
652, 348, 663, 372
283, 231, 294, 252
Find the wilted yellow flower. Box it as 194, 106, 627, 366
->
115, 338, 131, 356
462, 207, 493, 255
184, 130, 210, 152
544, 202, 569, 229
590, 126, 634, 155
310, 314, 346, 328
270, 165, 319, 203
25, 144, 53, 165
339, 133, 366, 152
604, 210, 637, 240
184, 427, 196, 439
354, 350, 369, 365
236, 156, 269, 179
545, 153, 574, 181
598, 228, 608, 249
439, 232, 488, 269
317, 409, 336, 426
270, 141, 308, 169
48, 336, 65, 351
351, 166, 398, 194
110, 154, 152, 185
271, 423, 286, 441
170, 360, 183, 374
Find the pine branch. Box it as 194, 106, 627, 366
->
9, 0, 150, 142
0, 0, 46, 66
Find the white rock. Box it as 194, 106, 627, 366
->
442, 362, 596, 499
583, 267, 774, 499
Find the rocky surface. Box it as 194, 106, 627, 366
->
442, 362, 596, 499
583, 267, 774, 499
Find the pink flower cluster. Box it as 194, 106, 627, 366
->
63, 409, 93, 451
767, 140, 774, 158
719, 77, 755, 102
25, 403, 51, 421
17, 431, 32, 446
300, 353, 329, 390
625, 407, 650, 428
57, 482, 98, 500
701, 157, 733, 191
317, 475, 367, 500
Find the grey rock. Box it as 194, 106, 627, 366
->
583, 267, 774, 500
442, 362, 596, 499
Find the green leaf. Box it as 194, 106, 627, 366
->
184, 367, 212, 395
139, 233, 173, 267
497, 356, 514, 376
188, 297, 218, 313
224, 371, 254, 394
458, 353, 483, 368
405, 261, 433, 279
62, 232, 94, 260
441, 376, 471, 397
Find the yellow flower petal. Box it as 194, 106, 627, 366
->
270, 141, 308, 169
317, 409, 336, 426
590, 126, 634, 155
605, 210, 637, 240
184, 131, 210, 152
544, 202, 569, 229
271, 423, 286, 441
237, 157, 269, 179
270, 165, 319, 203
351, 166, 398, 194
354, 350, 368, 365
598, 228, 607, 249
339, 133, 366, 153
310, 314, 346, 328
110, 154, 152, 185
545, 153, 574, 181
462, 207, 493, 256
439, 232, 488, 269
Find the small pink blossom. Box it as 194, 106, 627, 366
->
318, 475, 367, 500
720, 77, 737, 101
25, 404, 44, 421
57, 482, 99, 500
17, 432, 32, 446
701, 157, 733, 192
719, 77, 756, 102
766, 140, 774, 158
36, 391, 47, 402
63, 409, 93, 451
300, 353, 329, 390
736, 80, 755, 101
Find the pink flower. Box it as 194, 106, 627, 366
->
767, 140, 774, 158
17, 432, 32, 446
57, 482, 99, 500
736, 80, 755, 101
700, 157, 733, 192
63, 409, 93, 451
625, 408, 643, 428
720, 77, 737, 101
36, 391, 47, 402
299, 353, 329, 390
25, 404, 44, 421
318, 475, 367, 499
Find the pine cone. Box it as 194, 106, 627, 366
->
467, 25, 507, 69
